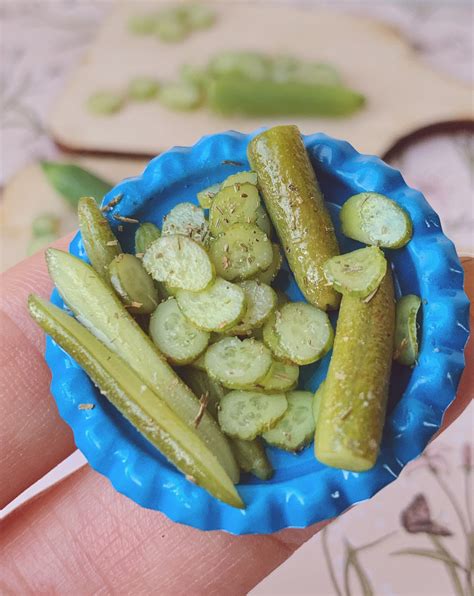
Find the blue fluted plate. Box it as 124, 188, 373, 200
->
45, 130, 469, 534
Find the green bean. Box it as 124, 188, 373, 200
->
28, 295, 242, 508
77, 196, 122, 281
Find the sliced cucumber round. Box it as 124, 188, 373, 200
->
205, 337, 273, 389
177, 277, 246, 332
209, 183, 260, 236
262, 312, 292, 362
109, 253, 159, 314
221, 171, 258, 189
162, 202, 209, 245
323, 246, 387, 298
197, 183, 220, 209
252, 243, 282, 285
255, 205, 272, 237
274, 302, 334, 365
218, 390, 287, 440
340, 192, 413, 249
394, 294, 421, 366
253, 359, 299, 392
135, 222, 161, 255
149, 298, 210, 365
228, 280, 277, 335
209, 223, 273, 281
263, 390, 315, 452
143, 234, 214, 292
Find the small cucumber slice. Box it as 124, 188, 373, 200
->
394, 294, 421, 366
109, 254, 159, 314
230, 437, 273, 480
205, 337, 273, 389
221, 171, 258, 189
209, 51, 270, 81
255, 205, 272, 237
197, 183, 220, 209
254, 360, 299, 392
135, 222, 161, 254
313, 381, 325, 425
209, 223, 273, 281
162, 202, 209, 245
149, 298, 209, 365
252, 243, 282, 285
263, 390, 315, 452
209, 183, 260, 236
143, 234, 214, 291
323, 246, 387, 298
228, 280, 277, 335
340, 192, 413, 249
218, 390, 287, 440
274, 302, 334, 365
262, 312, 292, 362
177, 277, 245, 332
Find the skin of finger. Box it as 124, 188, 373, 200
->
0, 466, 326, 595
0, 237, 76, 508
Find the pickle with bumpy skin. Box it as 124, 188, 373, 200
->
28, 295, 243, 508
46, 248, 239, 483
230, 437, 273, 480
78, 196, 122, 281
248, 125, 340, 310
314, 270, 395, 472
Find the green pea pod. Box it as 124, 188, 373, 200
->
209, 77, 365, 117
28, 295, 243, 509
77, 196, 122, 281
248, 125, 340, 310
41, 162, 112, 208
46, 248, 239, 483
314, 270, 395, 471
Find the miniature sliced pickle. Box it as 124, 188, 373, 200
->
162, 202, 209, 245
197, 183, 220, 209
340, 192, 413, 249
176, 277, 246, 332
149, 298, 209, 365
252, 360, 299, 393
262, 312, 292, 363
394, 294, 421, 366
227, 280, 277, 335
204, 337, 273, 389
77, 196, 122, 281
109, 253, 159, 314
252, 243, 282, 285
46, 249, 239, 483
221, 171, 258, 189
208, 51, 270, 81
274, 302, 334, 365
314, 270, 395, 472
209, 183, 260, 236
248, 125, 340, 310
143, 234, 214, 291
28, 295, 242, 508
218, 390, 287, 440
263, 391, 315, 452
209, 223, 273, 281
323, 246, 387, 298
135, 222, 161, 254
255, 205, 273, 237
159, 81, 201, 110
230, 437, 273, 480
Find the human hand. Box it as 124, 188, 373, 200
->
1, 241, 471, 594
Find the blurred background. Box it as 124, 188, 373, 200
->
1, 1, 472, 594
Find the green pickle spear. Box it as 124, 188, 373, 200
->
315, 270, 395, 471
248, 125, 340, 310
231, 437, 273, 480
78, 196, 122, 281
28, 295, 242, 508
394, 294, 422, 366
46, 248, 239, 483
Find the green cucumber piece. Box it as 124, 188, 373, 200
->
274, 302, 334, 365
263, 390, 315, 452
205, 337, 273, 389
135, 222, 161, 255
394, 294, 421, 366
255, 205, 273, 237
128, 77, 160, 100
28, 295, 242, 508
209, 223, 273, 281
230, 437, 273, 480
87, 91, 125, 115
340, 193, 413, 249
176, 277, 245, 332
209, 51, 270, 80
253, 360, 299, 393
252, 243, 282, 285
143, 234, 214, 291
197, 183, 220, 209
221, 171, 258, 189
162, 202, 209, 245
218, 390, 287, 440
159, 81, 201, 110
323, 246, 387, 298
209, 183, 260, 236
109, 253, 159, 314
155, 13, 189, 42
228, 280, 276, 335
262, 312, 292, 363
149, 298, 209, 365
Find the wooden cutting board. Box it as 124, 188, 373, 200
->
49, 3, 472, 157
0, 156, 148, 272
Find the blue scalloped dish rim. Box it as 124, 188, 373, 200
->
45, 130, 469, 535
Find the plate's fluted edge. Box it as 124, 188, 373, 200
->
44, 130, 470, 535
